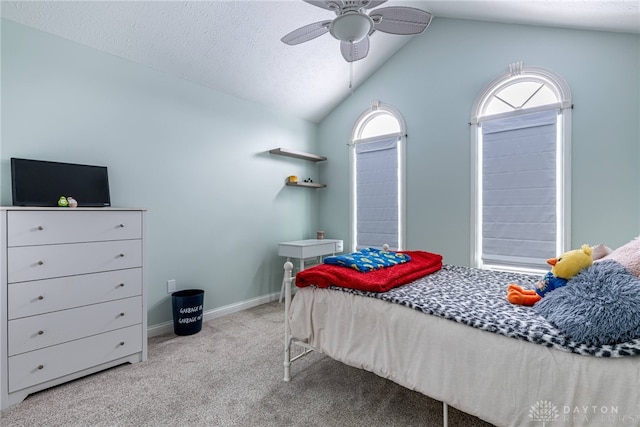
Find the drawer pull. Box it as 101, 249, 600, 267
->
37, 225, 44, 231
37, 364, 44, 370
119, 312, 125, 317
119, 341, 125, 346
118, 253, 125, 258
119, 283, 125, 288
37, 260, 44, 266
37, 295, 44, 300
37, 330, 44, 335
119, 223, 125, 228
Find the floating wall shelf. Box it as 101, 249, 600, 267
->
286, 182, 326, 189
270, 147, 327, 188
269, 148, 327, 162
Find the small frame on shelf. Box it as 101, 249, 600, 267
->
269, 148, 327, 162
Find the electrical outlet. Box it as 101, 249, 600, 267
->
167, 279, 177, 294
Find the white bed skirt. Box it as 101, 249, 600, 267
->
289, 286, 640, 427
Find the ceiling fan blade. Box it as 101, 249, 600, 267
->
281, 20, 332, 45
370, 7, 433, 35
303, 0, 343, 12
341, 37, 370, 62
362, 0, 387, 9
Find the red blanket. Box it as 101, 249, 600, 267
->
295, 250, 443, 292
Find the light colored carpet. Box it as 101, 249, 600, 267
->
0, 302, 494, 427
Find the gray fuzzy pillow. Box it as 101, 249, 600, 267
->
534, 260, 640, 346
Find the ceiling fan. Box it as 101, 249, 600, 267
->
281, 0, 433, 62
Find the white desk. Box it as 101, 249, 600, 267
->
278, 239, 343, 302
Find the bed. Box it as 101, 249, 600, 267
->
282, 245, 640, 427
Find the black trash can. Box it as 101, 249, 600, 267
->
171, 289, 204, 336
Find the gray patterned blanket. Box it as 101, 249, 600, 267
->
330, 264, 640, 357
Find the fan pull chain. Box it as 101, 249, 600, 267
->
349, 60, 354, 94
349, 42, 355, 95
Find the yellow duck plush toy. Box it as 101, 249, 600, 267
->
507, 244, 593, 306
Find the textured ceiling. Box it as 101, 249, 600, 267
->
2, 1, 639, 123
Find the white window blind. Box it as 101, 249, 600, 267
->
355, 136, 399, 250
481, 109, 557, 269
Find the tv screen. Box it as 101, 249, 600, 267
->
11, 158, 111, 207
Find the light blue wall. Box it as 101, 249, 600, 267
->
317, 18, 640, 266
3, 17, 639, 327
1, 19, 320, 327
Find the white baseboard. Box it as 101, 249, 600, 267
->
147, 291, 281, 337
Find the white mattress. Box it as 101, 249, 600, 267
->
289, 286, 640, 427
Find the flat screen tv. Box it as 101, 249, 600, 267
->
11, 158, 111, 207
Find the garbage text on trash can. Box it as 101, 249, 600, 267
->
171, 289, 204, 335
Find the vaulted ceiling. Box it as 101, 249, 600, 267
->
2, 1, 639, 123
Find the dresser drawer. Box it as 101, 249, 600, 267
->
8, 240, 142, 283
8, 325, 142, 392
7, 210, 142, 247
8, 268, 142, 319
8, 296, 142, 356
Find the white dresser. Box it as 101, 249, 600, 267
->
0, 207, 147, 410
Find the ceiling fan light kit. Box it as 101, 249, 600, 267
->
330, 12, 373, 42
282, 0, 432, 62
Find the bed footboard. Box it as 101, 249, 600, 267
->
284, 261, 450, 426
283, 261, 316, 382
283, 261, 293, 381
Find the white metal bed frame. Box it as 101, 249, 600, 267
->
283, 261, 640, 427
281, 261, 451, 427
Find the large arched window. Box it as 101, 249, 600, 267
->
470, 62, 572, 272
350, 101, 406, 252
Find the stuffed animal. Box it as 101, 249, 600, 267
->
67, 197, 78, 208
507, 244, 593, 306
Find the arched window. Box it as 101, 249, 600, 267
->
350, 101, 406, 251
470, 62, 572, 272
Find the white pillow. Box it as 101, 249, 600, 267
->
591, 243, 613, 261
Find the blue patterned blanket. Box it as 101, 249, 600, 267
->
323, 248, 411, 272
329, 264, 640, 358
